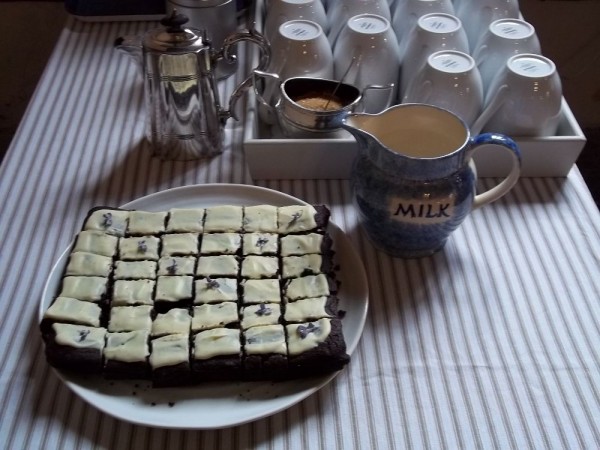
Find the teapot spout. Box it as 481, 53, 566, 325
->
114, 35, 143, 74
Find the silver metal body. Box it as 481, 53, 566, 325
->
116, 13, 270, 160
165, 0, 239, 79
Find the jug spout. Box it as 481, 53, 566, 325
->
114, 35, 143, 74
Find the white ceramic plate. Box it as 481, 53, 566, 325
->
39, 184, 369, 429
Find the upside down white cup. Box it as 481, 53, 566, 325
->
455, 0, 520, 48
333, 14, 400, 113
399, 13, 469, 96
472, 53, 563, 137
326, 0, 391, 46
472, 18, 541, 92
392, 0, 455, 45
263, 0, 329, 44
402, 50, 484, 126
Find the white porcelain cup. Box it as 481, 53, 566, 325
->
264, 0, 328, 44
333, 13, 400, 113
259, 19, 333, 125
402, 50, 483, 126
326, 0, 391, 46
472, 18, 541, 92
456, 0, 520, 48
472, 53, 562, 136
392, 0, 455, 45
399, 13, 469, 96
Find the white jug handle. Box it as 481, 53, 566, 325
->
471, 132, 522, 209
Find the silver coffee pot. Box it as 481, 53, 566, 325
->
116, 11, 270, 160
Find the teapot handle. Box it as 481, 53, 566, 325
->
219, 29, 271, 121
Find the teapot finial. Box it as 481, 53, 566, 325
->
160, 9, 189, 33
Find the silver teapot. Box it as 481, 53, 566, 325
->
116, 11, 270, 160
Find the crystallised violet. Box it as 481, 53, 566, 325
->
41, 204, 349, 384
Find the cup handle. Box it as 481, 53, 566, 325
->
252, 69, 281, 125
471, 84, 510, 135
362, 83, 396, 109
470, 132, 521, 209
471, 44, 488, 65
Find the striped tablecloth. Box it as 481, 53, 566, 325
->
1, 17, 600, 450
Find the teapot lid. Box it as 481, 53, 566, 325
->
144, 10, 208, 53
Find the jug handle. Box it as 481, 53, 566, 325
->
470, 132, 521, 209
219, 29, 271, 121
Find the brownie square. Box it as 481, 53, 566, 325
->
113, 261, 157, 280
59, 276, 109, 304
194, 277, 238, 304
242, 233, 279, 255
191, 302, 239, 332
161, 233, 200, 256
151, 308, 192, 337
41, 296, 103, 330
73, 230, 118, 257
43, 323, 107, 374
118, 236, 160, 261
280, 233, 333, 256
243, 325, 288, 380
240, 255, 279, 279
196, 255, 239, 277
243, 205, 278, 233
166, 208, 205, 233
103, 330, 150, 379
83, 207, 129, 237
150, 334, 191, 387
65, 252, 113, 277
155, 275, 194, 312
157, 256, 196, 276
283, 296, 339, 323
112, 279, 155, 306
285, 318, 350, 378
203, 206, 244, 233
108, 305, 153, 332
281, 253, 334, 279
191, 328, 242, 382
127, 211, 167, 236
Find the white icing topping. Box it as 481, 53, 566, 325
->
114, 260, 157, 279
161, 233, 199, 256
242, 233, 279, 255
73, 230, 118, 257
104, 330, 149, 362
108, 305, 153, 332
150, 334, 189, 369
280, 233, 323, 256
284, 296, 331, 322
277, 205, 318, 234
243, 205, 278, 232
65, 252, 112, 277
127, 211, 167, 235
84, 209, 129, 236
44, 297, 102, 327
191, 302, 239, 332
151, 308, 192, 337
167, 208, 205, 232
241, 279, 281, 304
157, 256, 196, 276
241, 256, 279, 279
200, 233, 241, 255
241, 303, 281, 329
118, 236, 160, 261
286, 318, 332, 355
194, 278, 238, 304
52, 323, 106, 349
59, 276, 107, 302
196, 255, 239, 277
203, 205, 244, 232
112, 279, 155, 306
244, 325, 286, 355
282, 254, 323, 279
155, 276, 193, 302
193, 328, 240, 359
285, 274, 330, 301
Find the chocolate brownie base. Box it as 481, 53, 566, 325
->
152, 362, 192, 387
243, 354, 289, 381
191, 355, 242, 382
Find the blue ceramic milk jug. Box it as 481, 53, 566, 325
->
342, 103, 521, 258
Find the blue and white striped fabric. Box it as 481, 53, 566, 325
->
1, 17, 600, 450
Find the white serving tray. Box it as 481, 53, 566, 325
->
242, 0, 587, 180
